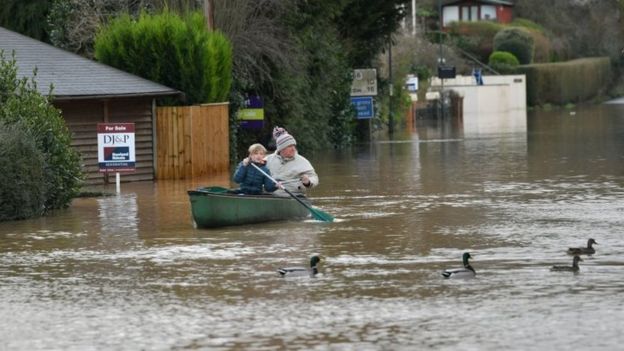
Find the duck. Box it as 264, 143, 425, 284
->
442, 252, 476, 278
277, 254, 321, 278
551, 255, 583, 272
567, 238, 598, 255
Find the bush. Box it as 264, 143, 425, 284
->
0, 50, 83, 214
493, 27, 535, 64
516, 57, 612, 106
489, 51, 519, 73
95, 10, 232, 104
448, 21, 504, 63
0, 122, 46, 221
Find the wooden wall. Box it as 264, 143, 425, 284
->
54, 97, 155, 185
155, 103, 229, 179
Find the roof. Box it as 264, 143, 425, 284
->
442, 0, 514, 6
0, 26, 180, 101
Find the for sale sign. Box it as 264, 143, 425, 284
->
97, 123, 136, 172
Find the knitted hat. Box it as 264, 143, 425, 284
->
273, 126, 296, 153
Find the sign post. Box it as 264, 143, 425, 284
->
97, 123, 136, 193
350, 96, 375, 119
351, 69, 378, 97
351, 69, 378, 139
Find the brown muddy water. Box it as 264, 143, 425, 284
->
2, 104, 624, 350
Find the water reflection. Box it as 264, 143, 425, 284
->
1, 104, 624, 350
97, 194, 138, 239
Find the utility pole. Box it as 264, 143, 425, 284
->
412, 0, 417, 36
204, 0, 215, 30
438, 0, 444, 119
388, 37, 394, 136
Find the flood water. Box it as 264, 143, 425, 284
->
2, 104, 624, 350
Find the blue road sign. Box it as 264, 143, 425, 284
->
351, 96, 374, 119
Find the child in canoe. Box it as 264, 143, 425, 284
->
233, 143, 278, 195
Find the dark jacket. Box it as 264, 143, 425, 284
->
233, 161, 277, 194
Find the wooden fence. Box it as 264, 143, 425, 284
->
156, 103, 229, 179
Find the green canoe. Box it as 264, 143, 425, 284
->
188, 186, 312, 228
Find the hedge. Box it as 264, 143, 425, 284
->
516, 57, 612, 106
0, 51, 83, 214
95, 11, 232, 104
0, 122, 46, 221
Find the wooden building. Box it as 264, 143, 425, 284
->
0, 26, 181, 185
441, 0, 514, 28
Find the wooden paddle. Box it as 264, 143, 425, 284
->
251, 163, 334, 222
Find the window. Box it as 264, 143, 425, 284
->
461, 5, 480, 22
481, 5, 497, 20
470, 6, 478, 21
443, 6, 459, 26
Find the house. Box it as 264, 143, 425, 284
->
441, 0, 514, 28
0, 26, 181, 185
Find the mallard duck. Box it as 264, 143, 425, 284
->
567, 238, 598, 255
277, 254, 321, 277
551, 255, 583, 272
442, 252, 476, 278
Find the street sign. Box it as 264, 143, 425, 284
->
351, 96, 374, 119
97, 123, 136, 172
438, 66, 456, 79
351, 69, 378, 96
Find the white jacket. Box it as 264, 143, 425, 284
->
266, 152, 318, 196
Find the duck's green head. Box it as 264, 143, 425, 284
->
588, 238, 598, 246
462, 252, 472, 265
310, 254, 321, 268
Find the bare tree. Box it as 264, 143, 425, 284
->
214, 0, 297, 89
48, 0, 161, 58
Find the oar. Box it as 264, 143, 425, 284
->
251, 163, 334, 222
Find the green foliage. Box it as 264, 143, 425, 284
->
0, 0, 51, 42
488, 51, 519, 73
493, 27, 535, 65
234, 0, 359, 154
0, 122, 46, 221
517, 57, 612, 106
95, 10, 232, 104
0, 51, 83, 214
448, 21, 505, 63
335, 0, 410, 68
268, 14, 355, 153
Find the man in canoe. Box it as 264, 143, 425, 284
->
265, 126, 319, 197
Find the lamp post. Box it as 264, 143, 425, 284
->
388, 36, 394, 136
438, 0, 443, 61
438, 0, 445, 119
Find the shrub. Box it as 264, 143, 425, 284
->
448, 21, 504, 63
0, 122, 46, 221
493, 27, 535, 64
488, 51, 519, 73
95, 11, 233, 104
0, 50, 83, 214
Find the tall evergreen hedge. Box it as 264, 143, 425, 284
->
94, 11, 232, 104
